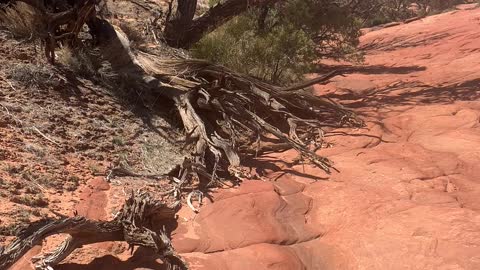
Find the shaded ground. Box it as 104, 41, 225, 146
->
2, 4, 480, 270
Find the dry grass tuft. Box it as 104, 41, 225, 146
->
56, 46, 97, 77
0, 2, 45, 38
9, 63, 58, 88
56, 46, 119, 84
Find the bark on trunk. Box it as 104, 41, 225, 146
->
164, 0, 280, 48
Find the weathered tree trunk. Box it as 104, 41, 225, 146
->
164, 0, 280, 48
164, 0, 198, 48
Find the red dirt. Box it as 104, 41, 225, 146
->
2, 5, 480, 270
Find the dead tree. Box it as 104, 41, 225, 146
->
0, 191, 187, 270
1, 0, 363, 184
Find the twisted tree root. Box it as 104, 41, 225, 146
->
0, 191, 188, 270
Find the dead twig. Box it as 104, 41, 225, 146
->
31, 126, 61, 147
0, 103, 10, 115
7, 80, 16, 90
187, 190, 203, 213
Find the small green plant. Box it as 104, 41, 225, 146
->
24, 143, 46, 158
65, 175, 80, 191
112, 136, 126, 146
88, 163, 102, 175
21, 169, 35, 181
67, 175, 80, 184
30, 208, 42, 217
16, 209, 31, 222
12, 181, 24, 190
0, 223, 19, 236
8, 187, 21, 195
25, 186, 40, 194
34, 173, 62, 189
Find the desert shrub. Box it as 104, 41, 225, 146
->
64, 175, 80, 191
56, 46, 98, 77
356, 0, 415, 26
192, 0, 363, 84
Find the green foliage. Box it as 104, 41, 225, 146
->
360, 0, 467, 27
192, 0, 363, 84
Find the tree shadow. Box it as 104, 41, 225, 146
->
242, 156, 330, 181
316, 63, 427, 75
50, 61, 183, 144
360, 32, 451, 52
334, 78, 480, 109
57, 247, 170, 270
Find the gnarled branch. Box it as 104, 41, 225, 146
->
0, 192, 187, 270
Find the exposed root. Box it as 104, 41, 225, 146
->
187, 190, 203, 213
0, 191, 188, 270
134, 56, 363, 180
